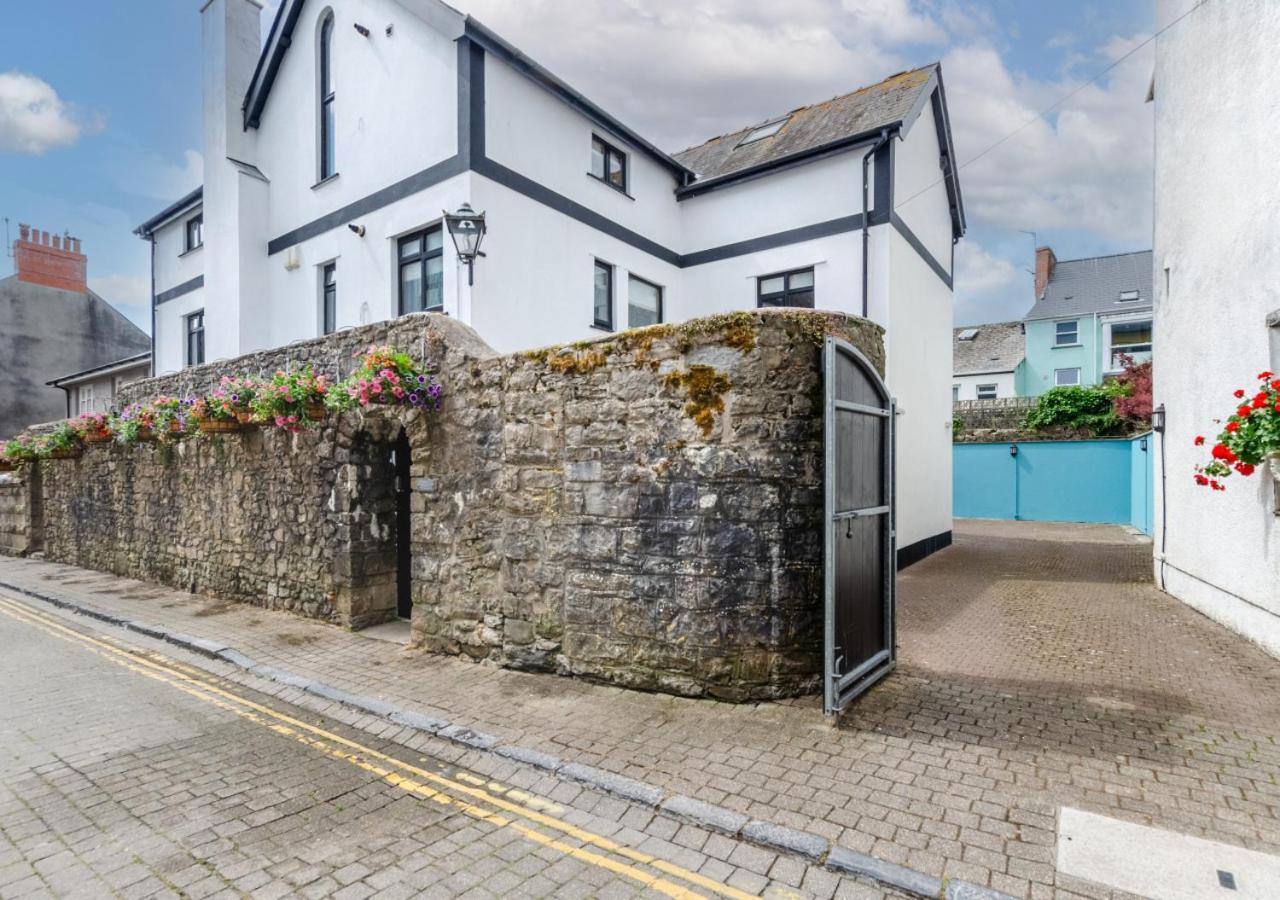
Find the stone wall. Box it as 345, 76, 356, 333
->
0, 468, 41, 557
32, 309, 884, 700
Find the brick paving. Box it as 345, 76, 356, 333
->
2, 519, 1279, 898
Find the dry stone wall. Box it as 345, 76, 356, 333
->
26, 309, 884, 700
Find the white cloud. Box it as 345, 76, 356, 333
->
0, 71, 100, 155
953, 240, 1025, 325
89, 273, 151, 333
115, 148, 203, 202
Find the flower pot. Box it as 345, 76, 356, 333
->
82, 431, 113, 444
234, 410, 256, 425
135, 427, 157, 443
304, 403, 327, 421
48, 448, 82, 460
0, 460, 13, 472
198, 418, 242, 434
167, 420, 183, 435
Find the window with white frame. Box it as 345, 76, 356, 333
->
976, 384, 998, 400
78, 384, 95, 414
1108, 320, 1152, 369
1055, 367, 1081, 386
952, 385, 959, 402
1054, 320, 1079, 346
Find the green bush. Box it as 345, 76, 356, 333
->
1023, 384, 1124, 435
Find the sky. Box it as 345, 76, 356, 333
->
0, 0, 1156, 333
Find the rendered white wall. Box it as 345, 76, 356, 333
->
154, 289, 206, 376
892, 94, 953, 269
1153, 0, 1280, 656
151, 208, 204, 295
953, 372, 1016, 401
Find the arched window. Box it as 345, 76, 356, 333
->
319, 12, 336, 180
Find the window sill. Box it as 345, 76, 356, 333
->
178, 244, 203, 259
586, 172, 634, 200
590, 323, 614, 333
1052, 343, 1082, 349
312, 173, 340, 190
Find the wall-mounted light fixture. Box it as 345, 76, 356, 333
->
353, 23, 370, 37
444, 203, 487, 286
1152, 403, 1166, 433
347, 223, 366, 237
1009, 443, 1018, 457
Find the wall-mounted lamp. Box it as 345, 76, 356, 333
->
1152, 403, 1166, 433
1140, 437, 1149, 451
347, 223, 366, 237
385, 24, 394, 36
353, 23, 370, 37
444, 203, 487, 286
1009, 443, 1018, 457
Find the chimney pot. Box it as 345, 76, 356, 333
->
52, 235, 61, 250
18, 223, 30, 242
13, 224, 88, 293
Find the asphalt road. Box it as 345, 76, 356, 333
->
0, 592, 899, 900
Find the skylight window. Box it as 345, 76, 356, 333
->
957, 328, 979, 341
738, 118, 788, 146
1118, 289, 1140, 302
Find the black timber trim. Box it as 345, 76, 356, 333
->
154, 275, 204, 307
473, 157, 680, 266
244, 0, 307, 130
267, 155, 465, 255
134, 187, 203, 237
896, 530, 951, 570
463, 19, 692, 183
890, 212, 953, 288
681, 214, 866, 268
930, 72, 965, 239
457, 37, 485, 167
871, 138, 893, 226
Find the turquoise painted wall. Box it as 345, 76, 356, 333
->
954, 435, 1154, 533
1022, 316, 1100, 397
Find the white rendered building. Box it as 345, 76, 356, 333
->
135, 0, 966, 565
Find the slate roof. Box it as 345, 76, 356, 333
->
953, 321, 1025, 376
673, 65, 937, 183
1025, 250, 1153, 321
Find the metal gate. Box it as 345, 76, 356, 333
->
823, 337, 896, 713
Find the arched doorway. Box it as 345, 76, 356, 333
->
392, 428, 412, 619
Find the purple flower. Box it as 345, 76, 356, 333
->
230, 393, 239, 402
427, 384, 443, 398
408, 392, 420, 405
416, 374, 427, 384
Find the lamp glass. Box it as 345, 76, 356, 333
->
445, 204, 485, 259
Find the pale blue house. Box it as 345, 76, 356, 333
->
1020, 248, 1153, 396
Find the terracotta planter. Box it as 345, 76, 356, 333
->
135, 427, 157, 443
167, 420, 183, 435
48, 448, 82, 460
304, 403, 327, 421
82, 431, 113, 444
198, 418, 242, 434
234, 410, 256, 425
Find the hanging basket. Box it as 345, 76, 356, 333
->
234, 410, 256, 425
198, 418, 242, 434
135, 427, 157, 443
82, 431, 113, 444
48, 448, 82, 460
304, 403, 327, 421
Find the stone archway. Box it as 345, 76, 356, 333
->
331, 422, 401, 628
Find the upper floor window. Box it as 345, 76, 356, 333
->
757, 268, 815, 308
593, 260, 613, 330
1054, 320, 1079, 346
399, 227, 443, 315
77, 384, 96, 415
184, 214, 203, 252
590, 135, 627, 193
628, 274, 662, 328
319, 12, 336, 181
1109, 320, 1152, 370
186, 310, 205, 367
321, 262, 337, 335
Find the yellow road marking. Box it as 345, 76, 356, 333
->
0, 594, 760, 900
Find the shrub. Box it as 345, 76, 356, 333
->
1111, 354, 1152, 420
3, 434, 40, 464
1023, 384, 1124, 435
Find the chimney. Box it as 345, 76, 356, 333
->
1034, 246, 1056, 300
13, 223, 88, 293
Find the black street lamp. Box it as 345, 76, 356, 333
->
444, 203, 487, 286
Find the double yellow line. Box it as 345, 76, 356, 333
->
0, 593, 767, 900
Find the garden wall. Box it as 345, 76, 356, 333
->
26, 309, 884, 700
0, 468, 41, 557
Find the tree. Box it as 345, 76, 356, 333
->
1111, 353, 1152, 420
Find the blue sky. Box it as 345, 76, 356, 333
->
0, 0, 1155, 332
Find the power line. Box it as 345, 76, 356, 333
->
896, 0, 1206, 214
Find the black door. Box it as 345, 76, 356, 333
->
393, 431, 412, 619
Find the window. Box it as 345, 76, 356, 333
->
1054, 320, 1079, 346
590, 135, 627, 192
398, 227, 444, 315
738, 118, 788, 146
1054, 367, 1081, 386
952, 385, 959, 402
78, 384, 95, 415
319, 13, 336, 181
1118, 289, 1140, 302
1109, 320, 1152, 369
957, 328, 979, 341
322, 262, 337, 335
757, 268, 815, 308
184, 214, 203, 252
627, 274, 662, 328
593, 260, 613, 330
977, 384, 998, 400
185, 311, 205, 367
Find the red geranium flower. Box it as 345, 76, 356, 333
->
1234, 389, 1246, 398
1212, 443, 1237, 461
1236, 462, 1256, 476
1194, 435, 1205, 446
1260, 371, 1274, 380
1211, 480, 1224, 491
1253, 392, 1269, 408
1226, 421, 1240, 433
1238, 405, 1252, 418
1194, 473, 1209, 486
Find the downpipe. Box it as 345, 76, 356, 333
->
861, 129, 892, 319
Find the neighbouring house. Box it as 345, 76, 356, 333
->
133, 0, 966, 566
1152, 0, 1280, 656
46, 353, 151, 419
1022, 247, 1153, 396
0, 225, 151, 437
952, 321, 1024, 400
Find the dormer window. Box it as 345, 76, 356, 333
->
957, 328, 978, 341
318, 12, 336, 181
738, 118, 787, 146
590, 135, 627, 193
1118, 289, 1140, 302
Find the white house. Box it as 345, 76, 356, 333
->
1152, 0, 1280, 655
134, 0, 966, 566
952, 321, 1024, 401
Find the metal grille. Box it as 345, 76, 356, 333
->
823, 338, 896, 713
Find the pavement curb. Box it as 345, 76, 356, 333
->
0, 575, 1016, 900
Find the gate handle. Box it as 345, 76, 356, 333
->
845, 519, 853, 539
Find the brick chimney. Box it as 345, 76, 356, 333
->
1034, 246, 1056, 301
13, 223, 87, 293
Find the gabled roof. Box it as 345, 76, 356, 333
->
134, 187, 203, 237
953, 321, 1024, 376
1025, 250, 1154, 321
46, 352, 150, 388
